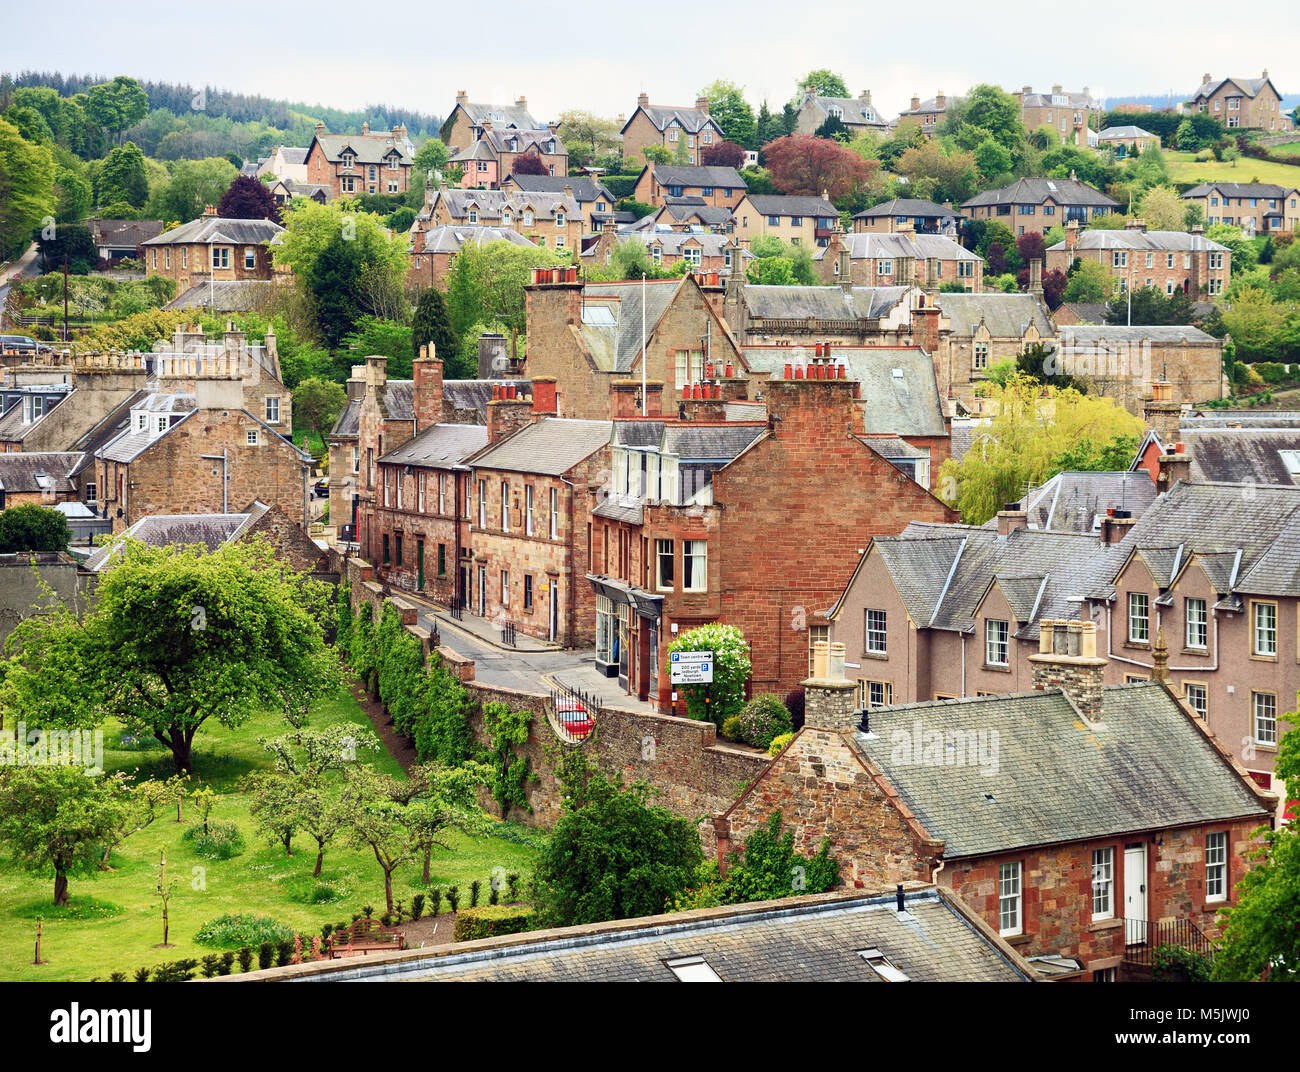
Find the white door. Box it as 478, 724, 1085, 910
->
1124, 845, 1147, 945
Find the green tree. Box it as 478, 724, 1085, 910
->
942, 85, 1024, 153
84, 76, 149, 147
0, 765, 131, 905
54, 165, 93, 224
973, 136, 1013, 182
797, 69, 850, 99
246, 770, 300, 856
699, 80, 756, 148
95, 141, 148, 208
0, 117, 56, 260
291, 377, 347, 442
665, 623, 751, 728
413, 138, 450, 178
531, 750, 704, 928
306, 230, 365, 350
340, 316, 414, 378
444, 239, 565, 345
555, 112, 621, 169
1062, 258, 1115, 303
0, 504, 71, 553
341, 766, 420, 914
1105, 286, 1195, 326
410, 287, 460, 368
4, 105, 54, 145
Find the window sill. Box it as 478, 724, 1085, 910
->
1180, 647, 1209, 656
1001, 932, 1032, 947
861, 650, 889, 661
983, 663, 1012, 673
1088, 917, 1122, 932
1249, 653, 1278, 662
1250, 741, 1277, 753
1123, 641, 1150, 651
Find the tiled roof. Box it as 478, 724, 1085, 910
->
854, 682, 1269, 858
164, 280, 277, 312
745, 194, 838, 219
835, 233, 980, 262
961, 178, 1118, 210
82, 512, 251, 571
662, 424, 765, 460
935, 292, 1054, 338
142, 217, 284, 246
414, 225, 536, 255
1190, 76, 1276, 102
0, 452, 81, 495
854, 198, 964, 220
742, 285, 910, 321
1022, 471, 1158, 534
467, 417, 611, 476
627, 105, 721, 136
282, 888, 1033, 982
801, 94, 888, 129
1182, 181, 1298, 199
614, 231, 736, 257
433, 188, 580, 223
577, 279, 683, 373
458, 101, 538, 130
1047, 231, 1228, 253
313, 131, 413, 166
88, 218, 164, 247
1097, 126, 1157, 140
649, 165, 747, 190
378, 423, 487, 468
504, 174, 614, 204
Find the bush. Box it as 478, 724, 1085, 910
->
768, 732, 795, 757
469, 879, 481, 907
275, 940, 293, 967
219, 951, 234, 976
195, 912, 296, 949
258, 942, 274, 970
181, 820, 245, 860
446, 885, 460, 912
1152, 944, 1213, 982
411, 893, 425, 920
721, 716, 744, 740
452, 905, 536, 942
737, 694, 793, 750
784, 689, 805, 730
237, 947, 253, 973
431, 888, 443, 916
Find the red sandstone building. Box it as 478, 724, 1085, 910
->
304, 121, 414, 199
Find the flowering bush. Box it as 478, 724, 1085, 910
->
767, 732, 795, 757
665, 624, 751, 728
737, 694, 793, 750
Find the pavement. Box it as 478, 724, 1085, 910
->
394, 589, 656, 712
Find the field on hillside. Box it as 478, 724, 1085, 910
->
0, 686, 540, 982
1163, 150, 1300, 188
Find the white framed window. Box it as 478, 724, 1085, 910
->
523, 212, 534, 226
656, 538, 674, 591
525, 485, 534, 535
973, 342, 989, 370
555, 211, 565, 227
865, 610, 887, 654
265, 396, 280, 423
857, 948, 909, 982
1091, 847, 1114, 920
501, 570, 509, 607
1253, 691, 1277, 745
156, 415, 167, 433
664, 955, 720, 982
244, 248, 256, 270
437, 472, 446, 514
1128, 592, 1149, 643
550, 488, 558, 539
867, 680, 892, 708
1184, 682, 1208, 719
246, 430, 259, 446
500, 480, 509, 531
214, 248, 229, 269
683, 540, 706, 592
1205, 832, 1227, 902
1252, 601, 1277, 656
1185, 598, 1207, 649
468, 209, 478, 224
396, 470, 403, 509
418, 472, 426, 513
985, 619, 1009, 666
877, 258, 893, 275
998, 862, 1022, 936
807, 625, 829, 675
478, 479, 486, 528
352, 445, 360, 473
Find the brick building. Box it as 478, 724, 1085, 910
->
1181, 182, 1300, 235
443, 93, 540, 155
620, 95, 725, 167
141, 209, 283, 292
1053, 324, 1226, 412
0, 452, 81, 509
421, 188, 584, 254
961, 177, 1119, 238
896, 92, 955, 138
304, 121, 414, 199
732, 194, 840, 249
632, 164, 748, 210
630, 199, 737, 234
1186, 71, 1292, 131
500, 174, 619, 233
1046, 220, 1231, 299
931, 291, 1055, 413
715, 626, 1276, 979
851, 198, 964, 236
582, 229, 742, 277
817, 232, 984, 291
408, 225, 536, 290
449, 124, 568, 189
793, 89, 889, 137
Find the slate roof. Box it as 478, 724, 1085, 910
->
467, 417, 611, 476
142, 217, 284, 247
634, 202, 736, 229
329, 381, 416, 439
1190, 75, 1278, 103
1046, 230, 1228, 254
284, 888, 1032, 982
1020, 89, 1097, 109
67, 389, 153, 476
854, 198, 964, 221
1021, 471, 1158, 534
935, 292, 1054, 338
961, 178, 1118, 210
457, 101, 538, 130
504, 174, 614, 204
88, 218, 164, 248
833, 233, 980, 262
741, 345, 945, 436
576, 279, 683, 373
479, 127, 564, 158
649, 165, 747, 190
378, 423, 487, 468
0, 452, 81, 495
164, 280, 277, 312
442, 380, 526, 420
662, 424, 765, 460
1097, 125, 1158, 141
854, 683, 1268, 858
1182, 181, 1298, 199
800, 94, 889, 129
611, 231, 736, 258
742, 285, 910, 321
82, 512, 251, 571
745, 194, 839, 219
625, 105, 721, 136
1059, 324, 1218, 346
414, 225, 536, 255
433, 188, 580, 223
313, 131, 413, 166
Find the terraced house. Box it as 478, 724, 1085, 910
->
304, 121, 414, 198
442, 93, 540, 154
620, 94, 725, 167
449, 124, 567, 189
818, 231, 983, 291
1180, 182, 1300, 236
421, 188, 583, 252
1047, 219, 1232, 298
732, 193, 840, 249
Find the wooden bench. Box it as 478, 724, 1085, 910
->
328, 918, 407, 959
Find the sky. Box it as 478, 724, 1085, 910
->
3, 0, 1297, 124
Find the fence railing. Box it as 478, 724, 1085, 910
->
550, 681, 597, 741
501, 620, 516, 647
447, 596, 463, 621
1121, 916, 1218, 969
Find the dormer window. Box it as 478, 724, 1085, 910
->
523, 211, 534, 226
509, 138, 519, 152
136, 413, 148, 432
469, 209, 478, 223
502, 209, 512, 225
341, 152, 355, 169
156, 416, 167, 433
547, 141, 555, 154
555, 211, 565, 227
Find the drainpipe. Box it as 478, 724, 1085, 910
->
960, 631, 966, 696
559, 472, 576, 647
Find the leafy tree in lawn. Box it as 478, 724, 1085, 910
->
797, 69, 850, 99
0, 504, 71, 553
217, 174, 281, 223
84, 76, 149, 147
413, 138, 450, 178
665, 623, 752, 728
762, 133, 875, 202
400, 763, 488, 884
291, 377, 347, 442
411, 286, 460, 369
698, 81, 756, 148
341, 766, 420, 914
293, 780, 350, 877
95, 141, 149, 208
1104, 286, 1194, 327
509, 151, 549, 177
531, 748, 703, 928
99, 777, 177, 867
1213, 705, 1300, 980
0, 119, 57, 261
17, 537, 340, 774
259, 724, 381, 778
246, 770, 300, 856
0, 765, 132, 905
699, 139, 746, 170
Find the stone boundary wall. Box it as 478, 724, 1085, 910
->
339, 554, 768, 850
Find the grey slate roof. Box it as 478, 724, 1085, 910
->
835, 232, 980, 263
610, 231, 736, 258
378, 423, 487, 468
1022, 471, 1158, 534
1097, 125, 1157, 141
935, 292, 1054, 338
288, 888, 1032, 982
625, 104, 721, 136
742, 285, 910, 321
635, 201, 736, 228
82, 512, 251, 572
503, 174, 614, 204
88, 218, 164, 248
961, 178, 1118, 210
142, 217, 284, 247
662, 424, 765, 460
1182, 181, 1298, 199
467, 417, 611, 476
800, 93, 889, 129
0, 452, 81, 495
745, 194, 838, 219
313, 131, 413, 166
164, 280, 277, 312
442, 380, 525, 420
329, 381, 415, 439
457, 101, 538, 130
854, 682, 1269, 858
854, 198, 965, 220
414, 225, 536, 255
1190, 75, 1278, 103
1046, 231, 1228, 254
649, 165, 746, 190
577, 279, 683, 373
1172, 428, 1300, 485
432, 188, 580, 223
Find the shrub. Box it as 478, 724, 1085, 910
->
666, 623, 752, 729
219, 952, 234, 976
109, 971, 126, 982
489, 884, 499, 906
200, 953, 223, 978
784, 688, 806, 730
237, 947, 253, 973
380, 913, 393, 927
362, 904, 374, 918
431, 888, 443, 916
737, 694, 793, 750
276, 940, 293, 967
507, 873, 520, 901
181, 820, 245, 860
768, 732, 795, 757
195, 913, 296, 948
721, 716, 743, 740
1152, 944, 1213, 982
133, 966, 150, 983
151, 959, 199, 982
258, 942, 274, 970
469, 879, 481, 907
446, 885, 460, 912
411, 894, 425, 920
452, 906, 536, 942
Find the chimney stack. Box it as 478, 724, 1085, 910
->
361, 121, 370, 135
637, 92, 649, 108
1029, 619, 1107, 725
802, 641, 858, 732
996, 503, 1028, 536
412, 344, 444, 432
838, 246, 852, 291
1029, 258, 1043, 297
1157, 443, 1192, 493
1143, 380, 1182, 447
1125, 218, 1148, 232
910, 94, 921, 111
456, 91, 468, 105
860, 90, 873, 107
1100, 508, 1136, 544
531, 376, 558, 416
1065, 219, 1080, 253
935, 91, 946, 110
516, 95, 528, 109
695, 96, 710, 113
486, 387, 535, 443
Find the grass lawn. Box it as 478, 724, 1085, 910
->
1163, 150, 1300, 188
0, 685, 541, 981
293, 429, 325, 458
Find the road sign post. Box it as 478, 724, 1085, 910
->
669, 650, 714, 685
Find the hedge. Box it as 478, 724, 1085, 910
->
601, 175, 642, 200
452, 905, 536, 942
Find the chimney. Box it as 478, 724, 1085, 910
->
1029, 619, 1107, 726
486, 387, 534, 443
860, 90, 872, 107
516, 95, 528, 109
1051, 84, 1063, 95
1202, 73, 1211, 87
531, 376, 558, 416
393, 124, 406, 140
911, 295, 942, 355
1065, 219, 1080, 252
456, 91, 468, 105
346, 365, 367, 402
364, 354, 388, 391
910, 93, 920, 111
1143, 380, 1182, 446
1151, 626, 1170, 685
412, 344, 444, 432
838, 246, 852, 291
696, 96, 710, 113
1100, 508, 1136, 544
924, 255, 939, 293
935, 91, 946, 110
361, 121, 370, 135
477, 333, 509, 379
195, 377, 243, 411
1125, 217, 1147, 232
802, 641, 858, 732
637, 92, 649, 108
314, 121, 326, 137
202, 204, 217, 217
1157, 443, 1192, 493
1029, 257, 1043, 297
1022, 85, 1032, 97
996, 503, 1028, 536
